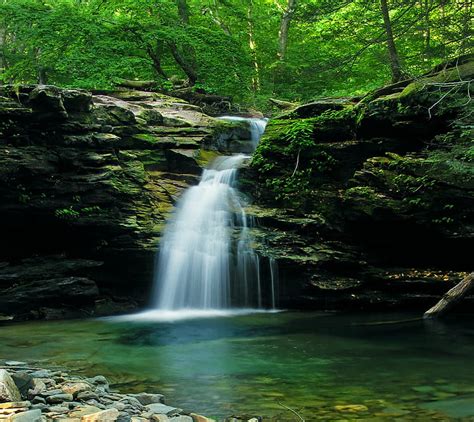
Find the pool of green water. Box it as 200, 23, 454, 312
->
1, 311, 474, 421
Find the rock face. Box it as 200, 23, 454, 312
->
0, 86, 231, 320
247, 55, 474, 309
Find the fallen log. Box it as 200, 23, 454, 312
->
423, 272, 474, 319
269, 97, 298, 109
117, 79, 157, 89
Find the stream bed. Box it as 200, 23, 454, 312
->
1, 311, 474, 420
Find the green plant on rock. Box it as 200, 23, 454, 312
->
283, 119, 315, 152
55, 206, 80, 220
54, 205, 104, 220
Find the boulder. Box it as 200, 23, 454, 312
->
8, 409, 42, 421
0, 370, 21, 402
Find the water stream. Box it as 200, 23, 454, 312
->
152, 117, 276, 313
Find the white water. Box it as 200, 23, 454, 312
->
152, 117, 278, 313
219, 116, 268, 149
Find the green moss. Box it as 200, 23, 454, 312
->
196, 149, 221, 166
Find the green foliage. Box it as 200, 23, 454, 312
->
283, 119, 314, 151
54, 205, 103, 220
0, 0, 470, 105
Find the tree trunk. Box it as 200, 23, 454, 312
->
278, 0, 297, 61
424, 272, 474, 319
171, 0, 198, 86
146, 42, 168, 80
168, 42, 198, 86
460, 0, 472, 53
176, 0, 190, 25
0, 27, 5, 77
248, 0, 260, 92
423, 0, 431, 52
380, 0, 403, 83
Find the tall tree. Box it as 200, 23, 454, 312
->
170, 0, 198, 86
380, 0, 403, 82
277, 0, 297, 61
247, 0, 260, 92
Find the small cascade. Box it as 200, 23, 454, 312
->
219, 116, 268, 149
152, 117, 278, 311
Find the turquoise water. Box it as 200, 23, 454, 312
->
1, 311, 474, 421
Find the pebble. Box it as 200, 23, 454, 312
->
46, 393, 74, 403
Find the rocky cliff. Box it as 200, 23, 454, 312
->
1, 57, 472, 320
246, 55, 474, 310
0, 85, 249, 320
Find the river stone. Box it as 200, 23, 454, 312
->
0, 369, 22, 402
132, 393, 164, 405
169, 417, 192, 422
31, 397, 45, 405
76, 391, 99, 401
69, 405, 101, 416
9, 409, 42, 421
11, 373, 34, 396
28, 379, 46, 396
190, 414, 215, 422
146, 403, 182, 417
110, 401, 126, 411
0, 401, 30, 409
29, 370, 51, 379
81, 407, 119, 421
151, 416, 169, 422
46, 393, 74, 403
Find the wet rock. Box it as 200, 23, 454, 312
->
169, 417, 193, 422
47, 392, 74, 403
0, 369, 22, 402
145, 404, 182, 417
61, 382, 93, 396
190, 414, 215, 422
0, 401, 30, 409
8, 409, 42, 421
28, 370, 51, 379
150, 416, 169, 422
11, 373, 33, 396
28, 379, 46, 397
69, 405, 102, 417
27, 86, 68, 118
82, 407, 120, 421
132, 393, 164, 405
77, 391, 100, 401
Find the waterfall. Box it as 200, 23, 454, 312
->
219, 116, 268, 149
152, 117, 278, 312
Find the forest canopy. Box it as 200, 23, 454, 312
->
0, 0, 472, 106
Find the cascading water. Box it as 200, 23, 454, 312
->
152, 117, 277, 312
219, 116, 268, 149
